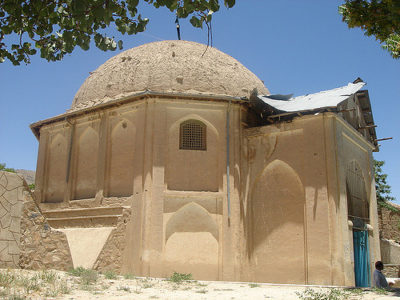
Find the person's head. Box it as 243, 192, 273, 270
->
375, 261, 384, 271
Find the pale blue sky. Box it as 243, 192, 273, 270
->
0, 1, 399, 201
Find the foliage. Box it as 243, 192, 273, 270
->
372, 287, 389, 295
0, 269, 70, 298
168, 271, 192, 283
68, 267, 98, 285
28, 183, 35, 190
103, 270, 117, 280
0, 162, 16, 173
296, 288, 349, 300
0, 0, 235, 65
374, 160, 397, 211
339, 0, 400, 59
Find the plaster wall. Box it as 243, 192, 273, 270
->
241, 113, 378, 286
333, 115, 380, 286
31, 98, 379, 285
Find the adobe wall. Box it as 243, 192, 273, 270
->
0, 171, 73, 270
242, 114, 335, 285
33, 97, 244, 281
241, 113, 378, 286
333, 113, 380, 285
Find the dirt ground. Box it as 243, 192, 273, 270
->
1, 269, 400, 299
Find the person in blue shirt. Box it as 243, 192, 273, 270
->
373, 261, 390, 288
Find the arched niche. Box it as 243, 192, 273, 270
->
165, 202, 219, 241
106, 119, 136, 197
346, 160, 369, 226
44, 133, 67, 203
164, 202, 219, 280
73, 126, 99, 200
250, 159, 306, 283
166, 115, 220, 192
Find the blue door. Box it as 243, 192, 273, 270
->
353, 230, 370, 287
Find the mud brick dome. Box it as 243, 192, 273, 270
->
71, 40, 269, 110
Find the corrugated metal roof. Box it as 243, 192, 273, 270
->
257, 82, 365, 112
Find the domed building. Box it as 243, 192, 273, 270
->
28, 40, 380, 286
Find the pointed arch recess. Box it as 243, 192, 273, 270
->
165, 202, 219, 242
74, 127, 99, 200
45, 133, 67, 203
107, 119, 136, 197
250, 159, 306, 283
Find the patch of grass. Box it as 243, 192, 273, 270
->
296, 288, 349, 300
69, 267, 98, 285
123, 273, 135, 279
196, 288, 207, 294
344, 287, 364, 295
0, 271, 15, 288
39, 270, 57, 284
149, 296, 159, 299
68, 266, 86, 277
372, 287, 388, 295
103, 270, 118, 280
168, 272, 193, 284
249, 283, 260, 288
80, 269, 98, 285
19, 274, 40, 294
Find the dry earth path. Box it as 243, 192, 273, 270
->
1, 269, 400, 299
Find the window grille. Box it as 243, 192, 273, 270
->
180, 120, 206, 150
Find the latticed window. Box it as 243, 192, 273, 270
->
179, 120, 206, 150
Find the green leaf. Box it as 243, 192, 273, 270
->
190, 16, 203, 28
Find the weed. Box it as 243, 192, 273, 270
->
149, 296, 159, 299
68, 266, 86, 277
296, 288, 349, 300
0, 271, 15, 287
249, 283, 260, 288
168, 272, 193, 283
69, 268, 98, 285
372, 287, 388, 295
123, 273, 135, 279
58, 280, 71, 294
39, 270, 57, 284
196, 288, 207, 294
345, 287, 364, 295
103, 270, 118, 280
19, 275, 40, 294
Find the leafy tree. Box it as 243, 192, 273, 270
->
339, 0, 400, 59
0, 0, 235, 65
374, 160, 397, 211
0, 162, 16, 173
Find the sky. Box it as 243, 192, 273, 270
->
0, 1, 399, 202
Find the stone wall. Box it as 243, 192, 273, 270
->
0, 171, 73, 270
0, 171, 25, 267
93, 207, 131, 272
379, 203, 400, 243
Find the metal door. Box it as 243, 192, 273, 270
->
353, 230, 370, 287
